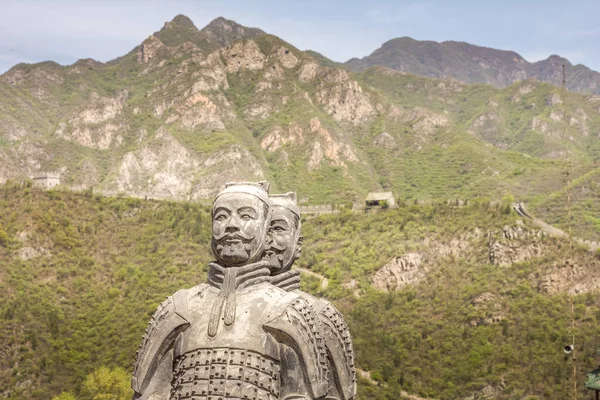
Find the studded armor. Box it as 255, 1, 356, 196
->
132, 264, 329, 400
170, 348, 280, 400
293, 291, 357, 400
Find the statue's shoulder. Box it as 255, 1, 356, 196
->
288, 290, 356, 399
132, 284, 209, 395
260, 285, 329, 398
314, 298, 357, 400
292, 289, 326, 311
183, 282, 212, 301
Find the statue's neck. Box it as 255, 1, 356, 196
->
205, 260, 271, 337
207, 260, 270, 291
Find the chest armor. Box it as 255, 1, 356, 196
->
170, 283, 299, 400
133, 280, 329, 400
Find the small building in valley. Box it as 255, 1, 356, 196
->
33, 172, 60, 189
365, 192, 396, 209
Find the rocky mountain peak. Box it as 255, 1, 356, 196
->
535, 54, 571, 68
149, 15, 265, 53
165, 14, 197, 30
152, 14, 201, 48
199, 16, 266, 48
546, 54, 569, 63
204, 16, 238, 29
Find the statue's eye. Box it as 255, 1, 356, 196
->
215, 214, 228, 222
271, 225, 285, 232
240, 213, 253, 220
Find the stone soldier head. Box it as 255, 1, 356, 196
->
265, 192, 303, 273
211, 181, 271, 267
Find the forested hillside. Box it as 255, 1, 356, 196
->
1, 186, 599, 399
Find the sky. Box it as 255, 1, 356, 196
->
1, 0, 599, 74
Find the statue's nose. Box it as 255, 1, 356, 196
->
226, 214, 241, 230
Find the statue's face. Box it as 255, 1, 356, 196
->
212, 193, 269, 267
265, 206, 302, 272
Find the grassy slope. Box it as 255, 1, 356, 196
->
1, 187, 600, 399
531, 165, 600, 240
354, 68, 600, 237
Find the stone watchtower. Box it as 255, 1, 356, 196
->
33, 172, 60, 189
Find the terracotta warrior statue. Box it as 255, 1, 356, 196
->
132, 181, 329, 400
266, 193, 357, 400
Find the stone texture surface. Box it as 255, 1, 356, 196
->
372, 132, 396, 149
137, 35, 164, 63
372, 253, 425, 291
132, 182, 356, 399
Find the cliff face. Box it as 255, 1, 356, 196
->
0, 16, 377, 202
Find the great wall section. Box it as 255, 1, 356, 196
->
513, 202, 600, 251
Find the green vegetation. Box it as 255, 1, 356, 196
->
0, 186, 211, 399
531, 165, 600, 240
301, 205, 600, 399
1, 187, 600, 399
1, 16, 600, 399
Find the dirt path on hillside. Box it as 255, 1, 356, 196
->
294, 267, 329, 290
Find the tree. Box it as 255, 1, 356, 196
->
82, 366, 132, 400
52, 393, 76, 400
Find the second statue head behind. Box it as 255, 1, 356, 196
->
265, 192, 303, 274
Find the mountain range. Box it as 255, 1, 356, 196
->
345, 37, 600, 95
0, 14, 599, 237
3, 15, 600, 400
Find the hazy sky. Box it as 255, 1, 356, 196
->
1, 0, 599, 74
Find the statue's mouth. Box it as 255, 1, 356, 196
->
216, 232, 253, 245
264, 249, 285, 264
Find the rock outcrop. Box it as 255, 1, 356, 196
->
307, 117, 358, 169
55, 91, 127, 150
469, 292, 506, 326
221, 40, 266, 72
190, 145, 265, 199
177, 93, 225, 131
488, 225, 544, 266
372, 132, 396, 149
372, 253, 425, 291
137, 35, 164, 64
260, 124, 305, 152
298, 61, 319, 82
538, 258, 600, 295
108, 129, 200, 200
315, 69, 374, 125
403, 107, 449, 137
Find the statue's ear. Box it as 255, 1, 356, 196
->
257, 180, 270, 191
295, 236, 303, 260
283, 192, 297, 203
